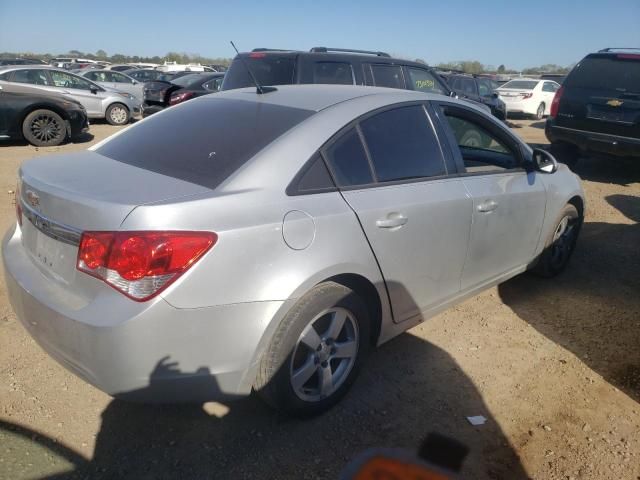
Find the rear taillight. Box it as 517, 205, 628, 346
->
550, 86, 564, 118
169, 91, 195, 106
521, 92, 533, 99
77, 231, 217, 301
15, 183, 22, 227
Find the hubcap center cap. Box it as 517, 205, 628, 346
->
317, 342, 331, 363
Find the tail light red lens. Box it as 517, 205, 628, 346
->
169, 91, 195, 106
15, 183, 22, 227
77, 231, 217, 301
550, 86, 564, 118
521, 92, 533, 99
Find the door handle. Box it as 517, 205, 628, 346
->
477, 200, 499, 213
376, 214, 408, 228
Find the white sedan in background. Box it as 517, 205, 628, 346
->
497, 79, 560, 120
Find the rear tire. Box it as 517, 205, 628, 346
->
534, 102, 545, 120
533, 204, 581, 277
105, 103, 130, 125
255, 282, 370, 417
22, 109, 66, 147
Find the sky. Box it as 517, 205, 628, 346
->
1, 0, 639, 70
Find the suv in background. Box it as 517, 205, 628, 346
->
546, 48, 640, 165
440, 72, 507, 120
221, 47, 491, 114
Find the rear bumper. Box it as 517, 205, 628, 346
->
502, 99, 536, 115
545, 119, 640, 158
3, 226, 284, 402
142, 104, 166, 117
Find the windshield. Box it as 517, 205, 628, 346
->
222, 54, 295, 90
564, 54, 640, 93
500, 80, 539, 90
95, 97, 314, 189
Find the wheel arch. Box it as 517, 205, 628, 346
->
567, 195, 584, 219
19, 103, 70, 132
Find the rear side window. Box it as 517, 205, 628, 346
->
407, 68, 446, 94
565, 55, 640, 92
11, 69, 50, 86
542, 82, 558, 92
96, 98, 314, 189
222, 55, 295, 90
370, 64, 405, 89
313, 62, 354, 85
324, 128, 374, 187
360, 105, 446, 182
289, 153, 336, 194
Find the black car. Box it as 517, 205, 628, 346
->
0, 81, 89, 146
545, 48, 640, 165
142, 72, 224, 117
440, 73, 507, 120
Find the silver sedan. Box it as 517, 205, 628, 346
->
0, 65, 142, 125
3, 85, 584, 416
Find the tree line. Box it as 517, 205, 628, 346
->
0, 49, 573, 74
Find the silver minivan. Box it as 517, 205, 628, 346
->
0, 66, 142, 125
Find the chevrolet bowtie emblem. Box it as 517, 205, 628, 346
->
606, 99, 623, 107
25, 190, 40, 208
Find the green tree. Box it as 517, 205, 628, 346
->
95, 49, 107, 59
497, 64, 506, 73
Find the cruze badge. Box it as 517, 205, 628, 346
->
25, 190, 40, 208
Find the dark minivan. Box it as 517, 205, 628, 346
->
545, 48, 640, 164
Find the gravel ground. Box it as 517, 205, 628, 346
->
0, 119, 638, 480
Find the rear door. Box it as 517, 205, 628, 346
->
323, 104, 471, 322
541, 82, 559, 114
558, 53, 640, 138
435, 103, 547, 290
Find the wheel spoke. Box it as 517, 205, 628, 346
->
332, 339, 356, 359
319, 365, 333, 396
291, 356, 317, 391
300, 326, 321, 350
326, 309, 347, 339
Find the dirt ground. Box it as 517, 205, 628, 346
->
0, 119, 638, 480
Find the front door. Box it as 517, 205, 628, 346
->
46, 70, 103, 116
435, 103, 547, 290
322, 104, 472, 322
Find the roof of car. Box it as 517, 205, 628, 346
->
0, 65, 57, 72
211, 84, 445, 112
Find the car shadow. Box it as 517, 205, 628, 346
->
499, 194, 640, 401
571, 155, 640, 186
529, 121, 545, 129
1, 296, 529, 479
0, 134, 94, 148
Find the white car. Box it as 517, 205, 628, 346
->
497, 79, 561, 120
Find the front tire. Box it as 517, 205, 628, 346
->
255, 282, 370, 417
22, 109, 66, 146
106, 103, 130, 125
533, 204, 582, 277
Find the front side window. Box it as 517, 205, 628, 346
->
313, 62, 354, 85
112, 72, 133, 83
370, 64, 404, 89
203, 78, 222, 91
360, 105, 445, 182
407, 68, 446, 94
441, 107, 519, 173
477, 78, 494, 96
49, 71, 94, 90
324, 128, 374, 187
11, 69, 50, 86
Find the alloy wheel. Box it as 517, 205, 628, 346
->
550, 215, 577, 269
30, 113, 63, 143
290, 307, 359, 402
110, 106, 128, 124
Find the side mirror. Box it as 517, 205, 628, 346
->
531, 148, 558, 174
90, 85, 99, 94
492, 92, 499, 99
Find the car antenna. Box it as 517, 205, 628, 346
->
230, 41, 277, 94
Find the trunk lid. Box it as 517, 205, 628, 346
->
18, 150, 210, 285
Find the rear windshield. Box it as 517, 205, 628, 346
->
500, 80, 538, 90
565, 55, 640, 93
95, 97, 313, 189
222, 55, 295, 90
170, 73, 206, 87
